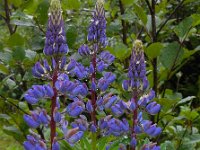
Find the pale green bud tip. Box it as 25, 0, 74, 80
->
96, 0, 104, 8
133, 40, 143, 52
50, 0, 61, 12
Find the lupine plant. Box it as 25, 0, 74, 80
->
22, 0, 162, 150
122, 40, 161, 150
23, 0, 87, 149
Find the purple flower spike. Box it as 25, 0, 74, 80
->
87, 0, 107, 47
44, 0, 68, 56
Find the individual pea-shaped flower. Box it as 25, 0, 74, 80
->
39, 109, 50, 125
53, 107, 61, 123
71, 115, 88, 131
52, 138, 60, 150
86, 100, 93, 113
141, 143, 160, 150
146, 102, 161, 115
24, 113, 40, 128
66, 100, 85, 117
65, 128, 84, 145
78, 44, 90, 56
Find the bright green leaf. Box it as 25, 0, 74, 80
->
133, 4, 147, 25
7, 33, 25, 47
66, 26, 78, 48
145, 42, 163, 59
0, 64, 9, 75
160, 42, 184, 70
174, 17, 193, 41
62, 0, 81, 10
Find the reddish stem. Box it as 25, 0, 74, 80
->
50, 70, 58, 150
131, 95, 138, 150
91, 53, 97, 125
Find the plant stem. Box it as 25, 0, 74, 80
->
91, 52, 97, 150
50, 69, 58, 150
119, 0, 128, 45
131, 94, 138, 150
92, 132, 97, 150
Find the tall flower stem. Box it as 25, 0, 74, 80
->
131, 94, 138, 150
91, 52, 97, 150
91, 53, 97, 125
50, 69, 58, 150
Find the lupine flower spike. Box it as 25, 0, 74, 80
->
122, 40, 161, 150
23, 0, 85, 149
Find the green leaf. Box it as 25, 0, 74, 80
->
145, 42, 163, 59
160, 42, 184, 70
107, 43, 131, 61
10, 19, 35, 27
5, 78, 16, 89
3, 126, 23, 142
7, 33, 25, 47
177, 96, 196, 105
35, 0, 49, 25
121, 0, 135, 6
184, 134, 200, 145
66, 26, 78, 48
191, 14, 200, 26
12, 47, 25, 61
63, 0, 81, 10
133, 4, 147, 25
0, 64, 9, 75
174, 17, 193, 41
0, 114, 11, 120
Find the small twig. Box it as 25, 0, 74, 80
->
119, 0, 128, 45
4, 0, 17, 35
156, 0, 184, 36
35, 18, 46, 35
145, 0, 153, 14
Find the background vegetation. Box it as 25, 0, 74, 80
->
0, 0, 200, 149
